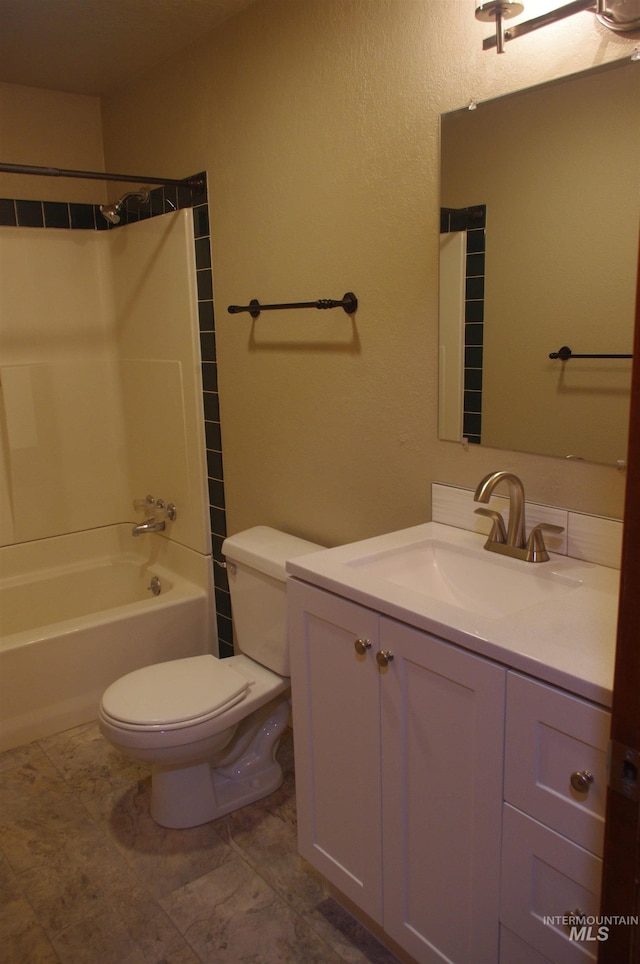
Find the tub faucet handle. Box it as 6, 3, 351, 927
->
134, 495, 156, 511
154, 500, 177, 522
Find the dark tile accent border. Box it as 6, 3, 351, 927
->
192, 184, 233, 660
0, 197, 17, 225
440, 204, 486, 445
1, 172, 230, 658
1, 197, 101, 229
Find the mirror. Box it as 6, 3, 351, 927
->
439, 59, 640, 465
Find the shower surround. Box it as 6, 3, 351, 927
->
0, 197, 222, 750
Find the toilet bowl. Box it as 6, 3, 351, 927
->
98, 527, 322, 828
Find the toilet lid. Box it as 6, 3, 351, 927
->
101, 655, 250, 729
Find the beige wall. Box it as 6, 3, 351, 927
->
0, 82, 106, 203
96, 1, 638, 545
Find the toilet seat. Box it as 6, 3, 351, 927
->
100, 655, 250, 732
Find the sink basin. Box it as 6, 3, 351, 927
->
345, 537, 582, 620
286, 520, 620, 706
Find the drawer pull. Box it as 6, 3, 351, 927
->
564, 908, 586, 932
570, 770, 594, 793
376, 650, 394, 668
354, 638, 371, 655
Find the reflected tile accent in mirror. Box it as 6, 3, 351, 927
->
440, 204, 487, 445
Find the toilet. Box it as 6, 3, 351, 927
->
98, 526, 321, 828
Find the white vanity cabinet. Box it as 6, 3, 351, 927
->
499, 673, 611, 964
288, 578, 506, 964
286, 518, 618, 964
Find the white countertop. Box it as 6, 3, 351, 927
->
286, 522, 620, 707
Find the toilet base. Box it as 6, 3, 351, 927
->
149, 697, 290, 828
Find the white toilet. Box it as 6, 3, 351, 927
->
98, 526, 321, 828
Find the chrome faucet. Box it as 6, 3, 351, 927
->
132, 517, 166, 537
473, 471, 563, 563
131, 495, 177, 537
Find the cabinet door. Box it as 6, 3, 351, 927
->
288, 579, 383, 922
379, 617, 506, 964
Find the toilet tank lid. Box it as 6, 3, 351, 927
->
222, 526, 323, 582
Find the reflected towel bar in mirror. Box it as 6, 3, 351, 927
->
549, 346, 633, 361
228, 292, 358, 319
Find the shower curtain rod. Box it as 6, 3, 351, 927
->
0, 162, 203, 191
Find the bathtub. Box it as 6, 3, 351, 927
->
0, 526, 214, 752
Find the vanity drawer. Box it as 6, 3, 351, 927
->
500, 926, 552, 963
500, 804, 602, 963
504, 673, 610, 855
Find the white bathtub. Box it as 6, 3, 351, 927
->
0, 526, 214, 751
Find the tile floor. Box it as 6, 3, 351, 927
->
0, 723, 400, 963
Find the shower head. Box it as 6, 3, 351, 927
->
100, 204, 121, 224
99, 189, 150, 225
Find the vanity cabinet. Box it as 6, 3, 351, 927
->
288, 578, 506, 964
286, 514, 617, 963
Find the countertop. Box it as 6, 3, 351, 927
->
286, 522, 620, 707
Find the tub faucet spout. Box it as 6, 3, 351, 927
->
131, 496, 177, 537
132, 518, 166, 537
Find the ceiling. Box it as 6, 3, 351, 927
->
0, 0, 256, 97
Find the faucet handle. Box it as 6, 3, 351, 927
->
134, 494, 156, 511
154, 500, 177, 522
525, 523, 565, 563
133, 495, 176, 522
474, 507, 507, 545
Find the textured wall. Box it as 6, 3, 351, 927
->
101, 0, 637, 545
0, 83, 106, 203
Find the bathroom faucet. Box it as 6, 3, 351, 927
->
131, 495, 177, 537
473, 471, 563, 563
474, 471, 526, 548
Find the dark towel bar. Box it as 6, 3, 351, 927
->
549, 346, 633, 361
228, 292, 358, 319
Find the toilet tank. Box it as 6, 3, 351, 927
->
222, 526, 323, 676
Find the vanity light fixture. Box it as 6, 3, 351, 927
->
476, 0, 640, 52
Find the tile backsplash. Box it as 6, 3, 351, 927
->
432, 483, 623, 570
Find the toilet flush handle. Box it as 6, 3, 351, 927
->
215, 559, 236, 574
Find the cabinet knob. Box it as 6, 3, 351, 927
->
564, 909, 586, 932
354, 638, 371, 655
570, 770, 594, 793
376, 650, 394, 668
